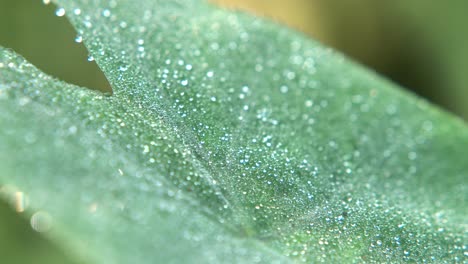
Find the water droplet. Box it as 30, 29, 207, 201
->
206, 71, 214, 78
286, 71, 296, 80
255, 64, 263, 72
185, 64, 193, 71
280, 85, 289, 94
30, 211, 52, 232
74, 35, 83, 43
83, 20, 92, 28
119, 65, 128, 72
87, 55, 94, 62
42, 0, 51, 5
181, 80, 188, 86
55, 8, 66, 17
68, 126, 77, 134
102, 9, 111, 17
73, 8, 81, 15
305, 100, 313, 107
142, 145, 150, 153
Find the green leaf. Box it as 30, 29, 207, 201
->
1, 0, 466, 263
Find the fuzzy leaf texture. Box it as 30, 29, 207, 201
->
0, 0, 467, 263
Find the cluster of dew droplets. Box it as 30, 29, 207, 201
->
45, 1, 97, 62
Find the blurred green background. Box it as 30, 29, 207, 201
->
0, 0, 467, 262
1, 0, 467, 119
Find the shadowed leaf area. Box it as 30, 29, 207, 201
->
0, 0, 466, 263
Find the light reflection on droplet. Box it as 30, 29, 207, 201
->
55, 8, 66, 17
14, 191, 25, 212
75, 35, 83, 43
280, 85, 289, 94
102, 9, 111, 17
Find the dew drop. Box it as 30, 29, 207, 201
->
181, 80, 189, 86
102, 9, 111, 17
74, 35, 83, 43
87, 55, 95, 62
206, 71, 214, 78
68, 126, 77, 134
73, 8, 81, 15
30, 211, 52, 232
84, 20, 93, 28
42, 0, 51, 5
55, 8, 66, 17
280, 85, 289, 94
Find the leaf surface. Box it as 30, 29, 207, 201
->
0, 0, 466, 263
